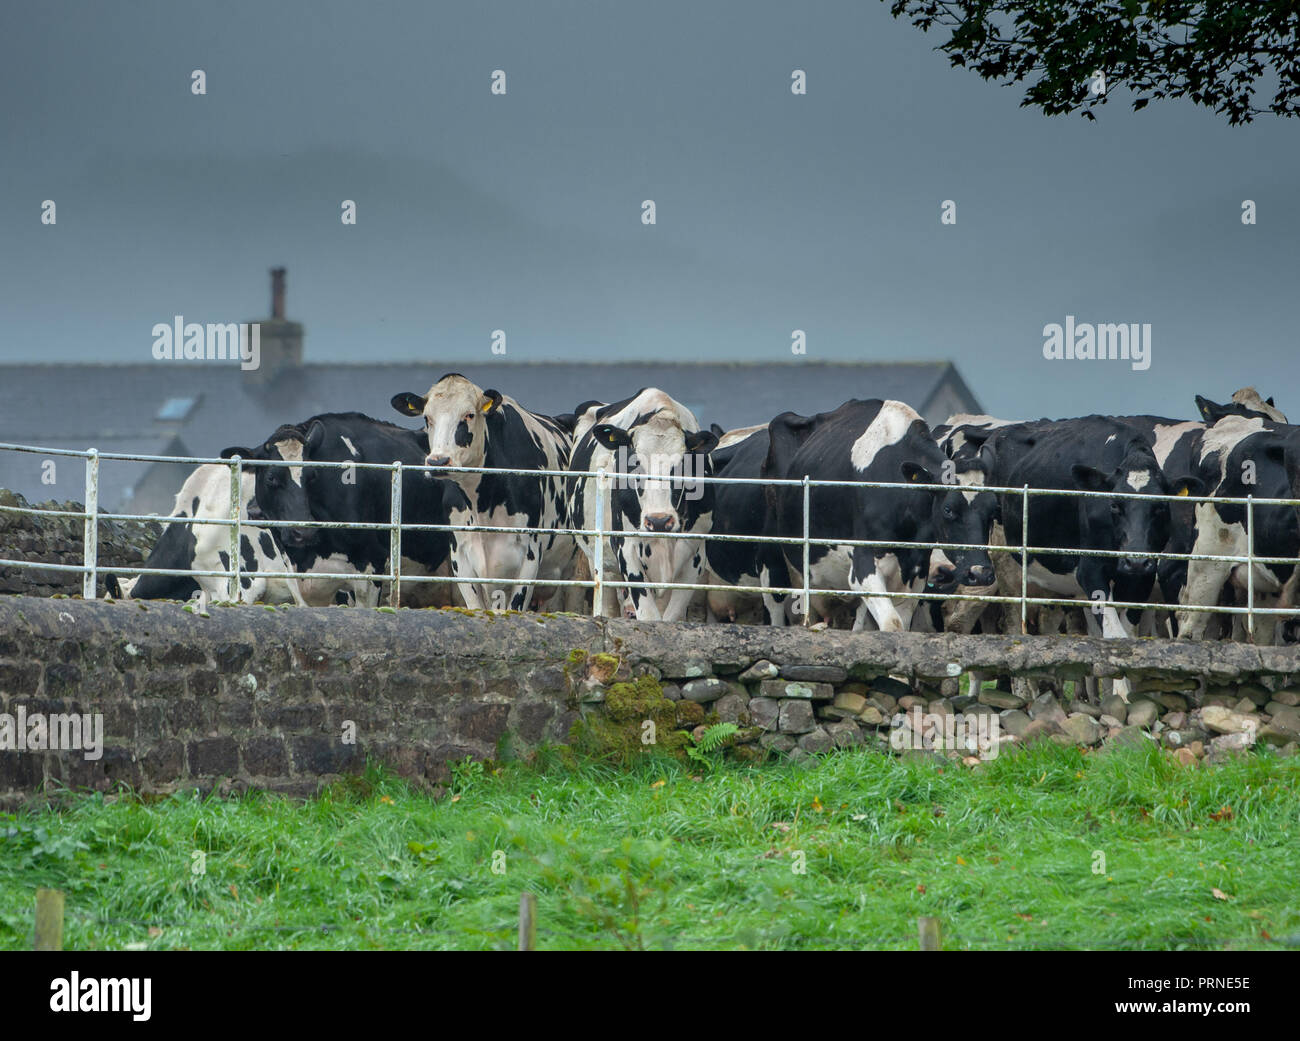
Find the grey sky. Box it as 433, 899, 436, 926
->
2, 0, 1296, 420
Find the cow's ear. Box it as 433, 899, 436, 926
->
592, 423, 633, 450
977, 442, 997, 476
304, 419, 326, 452
391, 392, 427, 417
685, 428, 719, 455
900, 462, 935, 484
551, 412, 578, 434
1071, 464, 1109, 491
1267, 397, 1275, 406
1170, 475, 1204, 498
710, 422, 726, 438
1195, 395, 1230, 424
220, 446, 254, 460
481, 389, 503, 414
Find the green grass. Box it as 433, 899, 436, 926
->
2, 742, 1297, 950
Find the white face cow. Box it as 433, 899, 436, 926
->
390, 373, 580, 613
569, 389, 719, 621
391, 373, 502, 473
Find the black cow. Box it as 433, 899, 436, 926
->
703, 425, 794, 625
1177, 415, 1300, 643
763, 399, 996, 632
986, 417, 1202, 644
223, 412, 452, 607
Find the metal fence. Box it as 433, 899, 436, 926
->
2, 440, 1299, 638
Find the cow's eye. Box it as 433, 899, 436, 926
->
462, 413, 475, 424
943, 505, 954, 519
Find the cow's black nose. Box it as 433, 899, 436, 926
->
427, 456, 451, 468
1119, 556, 1155, 575
643, 513, 676, 533
964, 564, 994, 586
284, 527, 314, 547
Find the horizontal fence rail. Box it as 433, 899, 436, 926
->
3, 441, 1299, 636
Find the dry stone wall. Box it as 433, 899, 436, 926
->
1, 595, 1298, 806
0, 489, 159, 598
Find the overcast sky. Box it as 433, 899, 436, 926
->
1, 0, 1296, 420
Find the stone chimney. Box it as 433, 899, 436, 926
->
246, 266, 303, 386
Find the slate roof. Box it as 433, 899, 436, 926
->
0, 360, 981, 512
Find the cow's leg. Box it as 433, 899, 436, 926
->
1177, 505, 1239, 639
760, 557, 791, 627
285, 578, 309, 607
451, 534, 490, 610
501, 534, 542, 612
851, 550, 904, 633
657, 545, 703, 623
892, 577, 925, 632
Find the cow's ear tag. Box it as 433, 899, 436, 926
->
481, 400, 493, 412
910, 471, 919, 482
1177, 486, 1189, 496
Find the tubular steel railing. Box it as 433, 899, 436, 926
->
1, 440, 1298, 634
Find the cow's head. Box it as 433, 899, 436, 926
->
1072, 438, 1202, 580
907, 444, 998, 589
1196, 390, 1287, 426
591, 413, 719, 535
391, 373, 501, 472
222, 420, 325, 549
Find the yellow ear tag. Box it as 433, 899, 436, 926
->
1177, 487, 1189, 496
482, 400, 493, 412
911, 472, 919, 482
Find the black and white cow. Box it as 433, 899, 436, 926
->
568, 388, 718, 620
391, 374, 578, 612
703, 424, 794, 625
223, 412, 453, 608
763, 399, 997, 632
986, 417, 1203, 646
106, 464, 307, 606
1194, 388, 1287, 426
1176, 415, 1300, 643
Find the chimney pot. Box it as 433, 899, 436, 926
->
271, 267, 286, 320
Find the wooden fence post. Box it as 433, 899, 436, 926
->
918, 916, 941, 951
35, 889, 65, 951
518, 891, 537, 951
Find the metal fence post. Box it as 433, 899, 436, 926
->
1246, 494, 1255, 641
228, 456, 241, 602
82, 449, 98, 599
390, 461, 403, 608
592, 469, 605, 617
1020, 485, 1029, 635
801, 475, 811, 627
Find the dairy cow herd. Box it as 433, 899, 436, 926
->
108, 376, 1300, 645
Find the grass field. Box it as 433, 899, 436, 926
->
2, 741, 1297, 950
